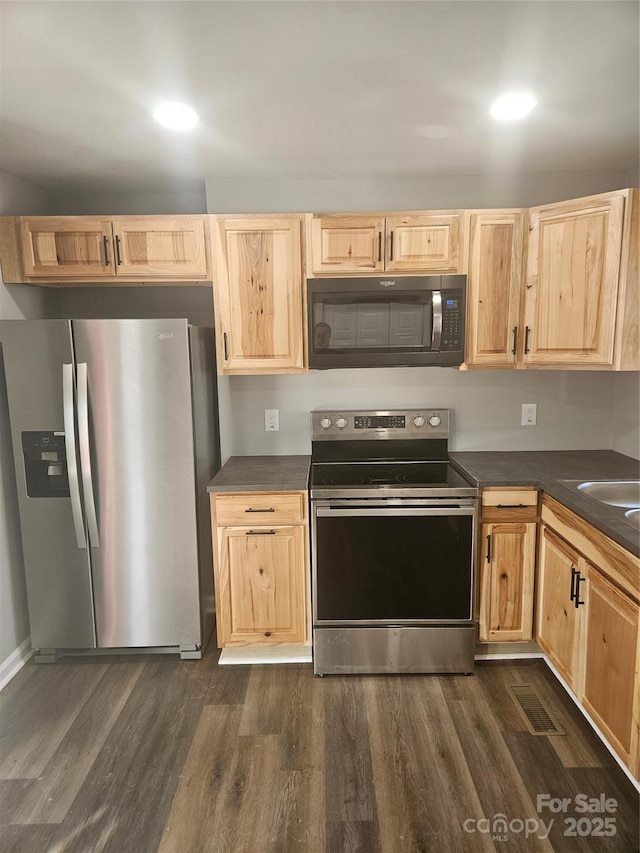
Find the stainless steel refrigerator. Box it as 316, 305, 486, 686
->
0, 318, 220, 661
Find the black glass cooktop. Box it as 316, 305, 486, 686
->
311, 460, 471, 490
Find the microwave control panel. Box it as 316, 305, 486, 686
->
442, 297, 462, 351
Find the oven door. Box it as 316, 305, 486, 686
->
312, 500, 475, 626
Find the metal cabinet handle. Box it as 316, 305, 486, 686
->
245, 530, 276, 535
114, 234, 122, 266
389, 231, 394, 261
377, 232, 382, 262
223, 332, 229, 361
62, 363, 86, 549
512, 326, 518, 355
245, 507, 275, 513
524, 326, 531, 354
77, 363, 100, 547
102, 236, 110, 267
497, 504, 528, 508
486, 534, 492, 563
573, 572, 586, 610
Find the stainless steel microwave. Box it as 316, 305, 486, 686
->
307, 275, 466, 369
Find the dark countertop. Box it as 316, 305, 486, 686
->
450, 450, 640, 556
207, 455, 310, 493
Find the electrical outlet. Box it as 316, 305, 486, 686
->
521, 403, 537, 426
264, 409, 279, 432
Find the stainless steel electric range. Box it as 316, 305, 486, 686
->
310, 409, 478, 675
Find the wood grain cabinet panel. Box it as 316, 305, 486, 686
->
17, 215, 210, 282
306, 212, 462, 275
213, 216, 306, 374
582, 567, 639, 775
524, 193, 625, 366
465, 211, 525, 367
385, 214, 460, 272
536, 527, 586, 691
221, 525, 306, 645
308, 215, 384, 274
478, 488, 537, 642
21, 217, 114, 277
210, 491, 310, 648
480, 521, 536, 641
537, 495, 640, 780
111, 218, 208, 277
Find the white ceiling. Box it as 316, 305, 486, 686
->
0, 1, 638, 195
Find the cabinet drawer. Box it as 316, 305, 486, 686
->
213, 492, 306, 525
482, 489, 538, 521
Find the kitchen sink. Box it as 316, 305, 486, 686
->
576, 480, 640, 508
557, 479, 640, 530
625, 508, 640, 529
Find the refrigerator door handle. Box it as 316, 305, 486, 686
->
62, 363, 87, 549
77, 362, 101, 548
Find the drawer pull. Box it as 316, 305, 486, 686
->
246, 530, 276, 535
245, 507, 275, 513
486, 534, 492, 563
496, 503, 529, 508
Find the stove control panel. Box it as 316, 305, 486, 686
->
312, 409, 450, 440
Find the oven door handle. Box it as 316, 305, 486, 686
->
315, 506, 475, 517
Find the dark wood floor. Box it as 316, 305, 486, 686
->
0, 650, 638, 852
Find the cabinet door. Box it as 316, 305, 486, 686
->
214, 217, 305, 374
385, 214, 461, 272
465, 211, 524, 367
536, 527, 586, 690
218, 525, 306, 646
479, 521, 536, 641
582, 567, 639, 772
21, 217, 114, 277
524, 194, 625, 365
308, 215, 385, 273
111, 218, 208, 278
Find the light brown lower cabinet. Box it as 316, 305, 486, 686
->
537, 495, 640, 779
210, 491, 310, 647
478, 488, 537, 641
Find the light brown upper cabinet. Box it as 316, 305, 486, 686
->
14, 216, 211, 283
306, 212, 462, 275
465, 210, 525, 367
523, 189, 638, 369
212, 215, 306, 375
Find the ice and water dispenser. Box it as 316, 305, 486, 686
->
22, 432, 70, 498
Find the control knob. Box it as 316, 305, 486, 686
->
319, 417, 332, 429
335, 416, 348, 429
412, 415, 425, 427
428, 415, 441, 427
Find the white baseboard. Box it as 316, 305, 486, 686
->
0, 636, 33, 691
219, 645, 312, 665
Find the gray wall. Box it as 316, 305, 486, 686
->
611, 373, 640, 460
222, 369, 617, 458
0, 171, 53, 669
206, 169, 631, 213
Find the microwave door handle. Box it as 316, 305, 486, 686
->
76, 363, 100, 548
62, 364, 87, 549
431, 290, 443, 350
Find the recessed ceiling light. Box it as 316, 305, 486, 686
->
490, 92, 537, 121
153, 102, 200, 131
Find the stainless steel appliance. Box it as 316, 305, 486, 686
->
310, 409, 477, 675
0, 318, 220, 661
307, 275, 466, 369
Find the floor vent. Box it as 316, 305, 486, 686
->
509, 684, 565, 736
